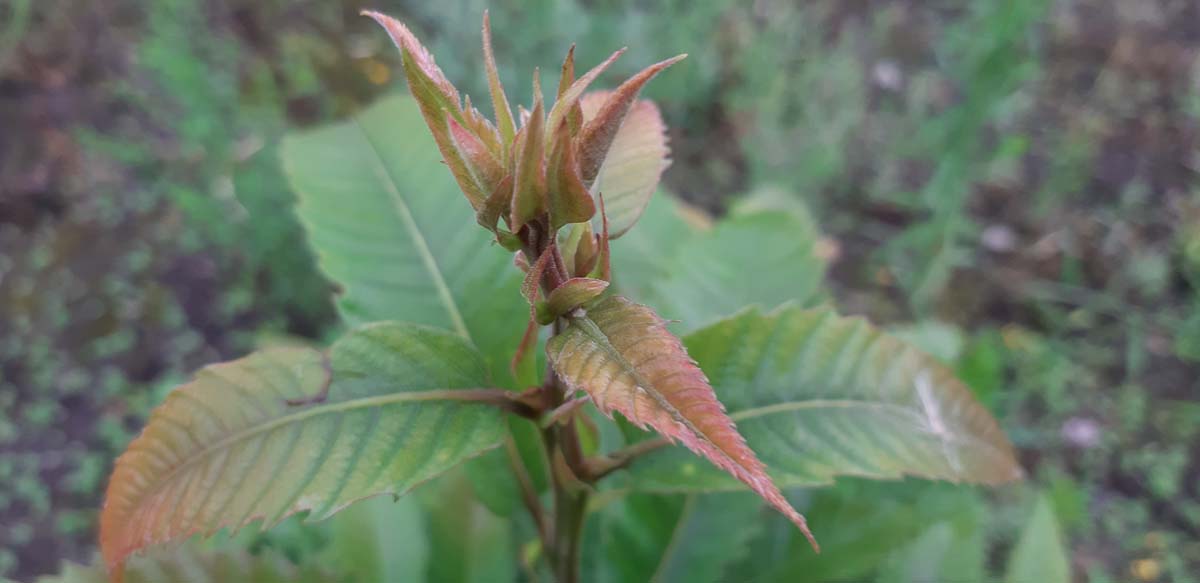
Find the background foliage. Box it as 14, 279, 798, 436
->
2, 0, 1198, 581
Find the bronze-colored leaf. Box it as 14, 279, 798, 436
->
546, 296, 818, 550
577, 55, 685, 185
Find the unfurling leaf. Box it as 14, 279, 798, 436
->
577, 54, 685, 185
545, 48, 625, 153
556, 46, 584, 134
547, 119, 597, 230
365, 11, 496, 209
546, 296, 818, 549
537, 277, 609, 324
510, 90, 547, 231
629, 306, 1024, 491
100, 323, 505, 576
580, 93, 671, 239
481, 12, 516, 154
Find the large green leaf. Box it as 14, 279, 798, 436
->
100, 323, 505, 573
36, 548, 335, 583
419, 472, 515, 583
585, 492, 763, 583
1006, 494, 1071, 583
610, 190, 826, 332
608, 191, 703, 303
282, 95, 529, 387
319, 495, 428, 583
734, 480, 983, 583
627, 305, 1022, 491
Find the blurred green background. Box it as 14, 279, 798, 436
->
2, 0, 1198, 581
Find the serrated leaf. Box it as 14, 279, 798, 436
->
547, 295, 817, 547
100, 323, 506, 575
627, 306, 1022, 491
282, 96, 529, 388
37, 547, 335, 583
1006, 494, 1071, 583
580, 93, 670, 239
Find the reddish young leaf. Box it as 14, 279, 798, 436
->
481, 11, 516, 153
362, 11, 460, 116
546, 296, 819, 550
546, 120, 597, 230
448, 115, 506, 198
580, 94, 671, 239
365, 12, 495, 209
577, 54, 685, 185
510, 89, 547, 231
556, 45, 584, 135
544, 48, 625, 150
536, 277, 609, 324
476, 174, 514, 234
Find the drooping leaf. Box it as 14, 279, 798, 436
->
36, 547, 335, 583
1006, 494, 1071, 583
579, 93, 671, 238
100, 323, 506, 575
626, 306, 1023, 491
577, 55, 685, 186
546, 295, 818, 547
282, 95, 530, 388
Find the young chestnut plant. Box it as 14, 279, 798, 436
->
97, 11, 1022, 583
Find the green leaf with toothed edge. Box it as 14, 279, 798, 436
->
282, 95, 532, 389
99, 322, 506, 575
625, 305, 1022, 492
35, 547, 337, 583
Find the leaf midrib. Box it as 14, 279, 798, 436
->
353, 117, 471, 341
727, 399, 1006, 455
140, 389, 492, 502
